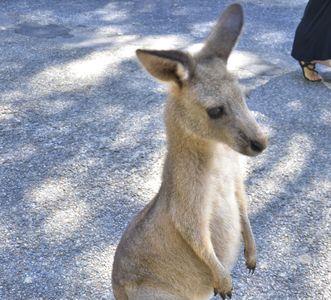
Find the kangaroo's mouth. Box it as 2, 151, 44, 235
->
235, 132, 267, 157
235, 145, 264, 157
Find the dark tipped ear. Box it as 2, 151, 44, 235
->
197, 3, 244, 62
136, 49, 195, 85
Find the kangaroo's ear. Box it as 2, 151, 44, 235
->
197, 3, 243, 62
136, 49, 195, 85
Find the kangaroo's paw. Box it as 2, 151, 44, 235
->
213, 273, 233, 299
214, 288, 232, 299
244, 247, 256, 274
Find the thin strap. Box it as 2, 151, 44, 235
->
300, 61, 319, 74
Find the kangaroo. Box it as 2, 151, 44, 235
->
112, 4, 267, 300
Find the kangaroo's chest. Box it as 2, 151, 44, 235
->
208, 147, 243, 208
209, 162, 238, 219
207, 148, 244, 269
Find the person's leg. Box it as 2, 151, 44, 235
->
312, 60, 331, 67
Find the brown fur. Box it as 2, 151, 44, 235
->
112, 4, 267, 300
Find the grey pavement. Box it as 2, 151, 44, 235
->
0, 0, 330, 299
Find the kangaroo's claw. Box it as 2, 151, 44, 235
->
244, 247, 256, 274
247, 264, 255, 274
214, 288, 233, 299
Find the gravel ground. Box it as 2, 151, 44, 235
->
0, 0, 330, 299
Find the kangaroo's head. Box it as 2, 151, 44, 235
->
136, 4, 267, 156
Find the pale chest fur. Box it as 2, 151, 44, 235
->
207, 145, 246, 269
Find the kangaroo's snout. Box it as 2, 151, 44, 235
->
246, 130, 268, 156
234, 110, 268, 157
250, 139, 266, 153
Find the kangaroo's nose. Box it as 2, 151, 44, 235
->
250, 140, 266, 153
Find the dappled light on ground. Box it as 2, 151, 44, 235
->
0, 0, 329, 299
77, 244, 117, 297
250, 133, 313, 212
44, 201, 90, 242
0, 221, 12, 251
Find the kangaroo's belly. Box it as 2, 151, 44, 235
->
209, 153, 243, 270
210, 191, 241, 271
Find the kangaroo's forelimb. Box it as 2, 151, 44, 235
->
236, 183, 256, 272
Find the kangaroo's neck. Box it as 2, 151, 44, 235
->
160, 99, 216, 201
166, 125, 213, 171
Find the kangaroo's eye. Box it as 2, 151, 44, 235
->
207, 106, 225, 119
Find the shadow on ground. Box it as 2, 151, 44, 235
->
0, 0, 329, 299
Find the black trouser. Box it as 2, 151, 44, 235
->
291, 0, 331, 61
